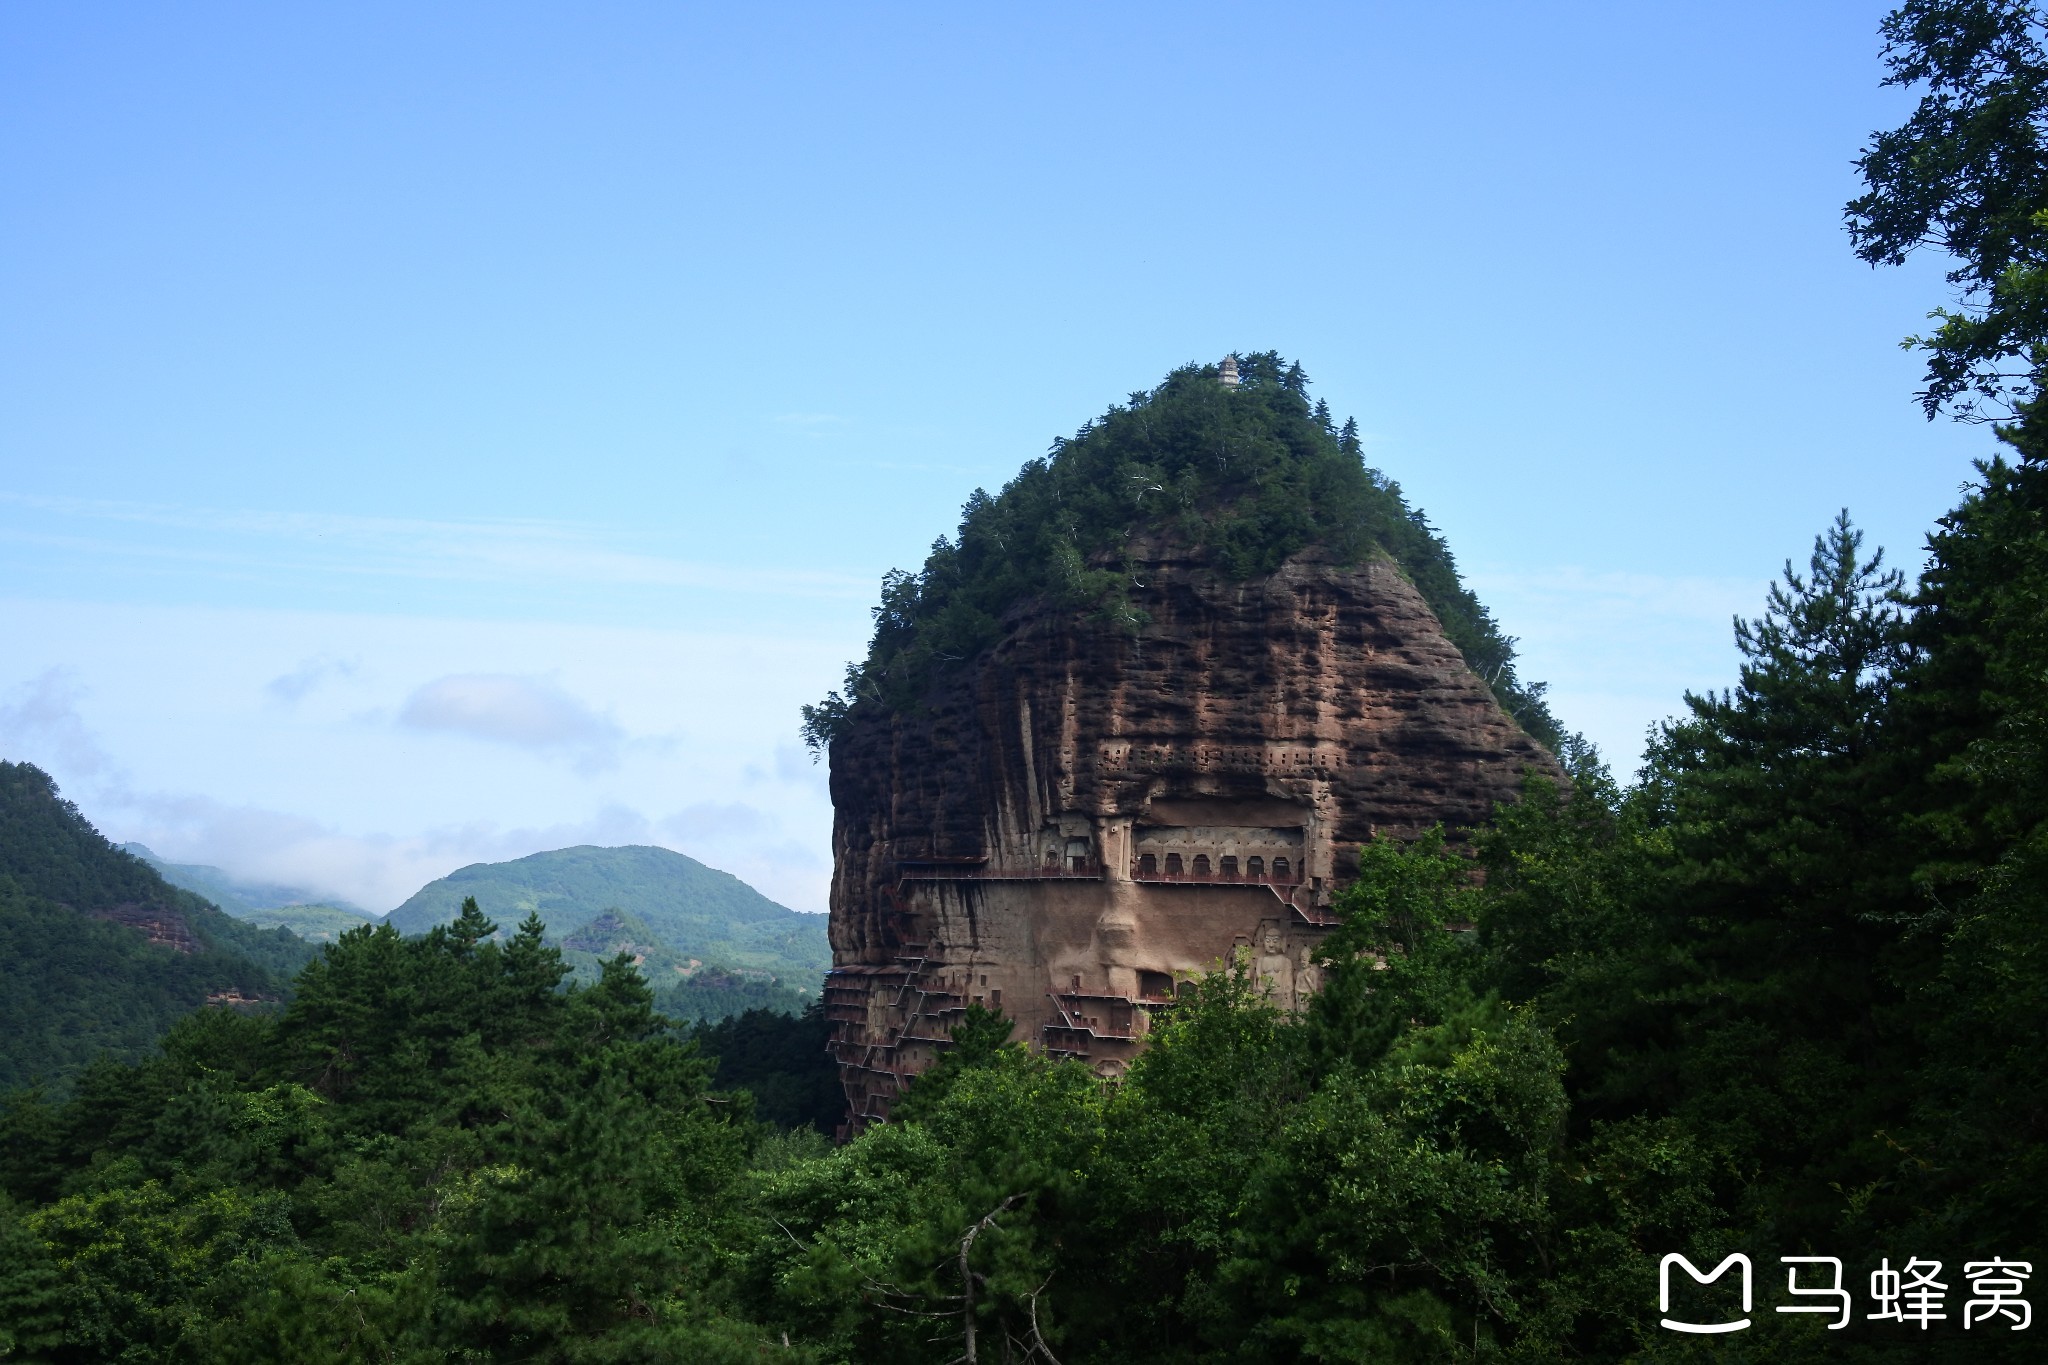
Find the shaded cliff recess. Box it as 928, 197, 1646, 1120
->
814, 353, 1563, 1131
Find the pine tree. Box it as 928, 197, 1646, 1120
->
1338, 415, 1361, 457
0, 1197, 65, 1360
1598, 512, 1920, 1241
1653, 510, 1909, 899
889, 1003, 1018, 1122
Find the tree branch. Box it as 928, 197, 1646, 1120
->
957, 1195, 1024, 1364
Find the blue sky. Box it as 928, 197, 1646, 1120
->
0, 2, 1992, 913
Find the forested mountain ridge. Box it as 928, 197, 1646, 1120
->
0, 762, 316, 1091
387, 844, 828, 1020
804, 351, 1564, 756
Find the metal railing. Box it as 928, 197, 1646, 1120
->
1129, 864, 1303, 887
897, 860, 1105, 880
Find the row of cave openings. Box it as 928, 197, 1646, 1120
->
1035, 850, 1297, 882
1136, 852, 1293, 882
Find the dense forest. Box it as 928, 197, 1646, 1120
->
800, 350, 1565, 755
0, 762, 315, 1092
653, 967, 818, 1026
5, 1, 2048, 1359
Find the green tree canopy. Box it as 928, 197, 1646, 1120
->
803, 352, 1562, 755
1850, 0, 2048, 419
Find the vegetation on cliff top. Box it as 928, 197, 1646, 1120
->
802, 352, 1564, 755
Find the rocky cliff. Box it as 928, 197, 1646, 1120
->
824, 537, 1557, 1129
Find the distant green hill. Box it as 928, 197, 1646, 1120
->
385, 845, 828, 1020
0, 762, 318, 1092
233, 902, 376, 943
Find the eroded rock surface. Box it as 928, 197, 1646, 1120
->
86, 901, 200, 954
824, 542, 1557, 1130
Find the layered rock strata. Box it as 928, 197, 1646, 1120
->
824, 542, 1557, 1131
86, 901, 199, 953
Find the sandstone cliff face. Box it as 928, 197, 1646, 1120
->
86, 901, 199, 953
824, 541, 1557, 1130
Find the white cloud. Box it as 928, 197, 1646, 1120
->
114, 798, 829, 917
4, 741, 827, 914
398, 673, 625, 772
745, 740, 831, 795
0, 598, 848, 917
0, 668, 118, 780
661, 801, 771, 842
265, 654, 359, 704
775, 740, 825, 783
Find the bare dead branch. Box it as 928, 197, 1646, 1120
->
958, 1195, 1025, 1364
1028, 1275, 1064, 1365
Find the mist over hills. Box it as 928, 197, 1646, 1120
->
118, 844, 355, 917
123, 844, 377, 943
